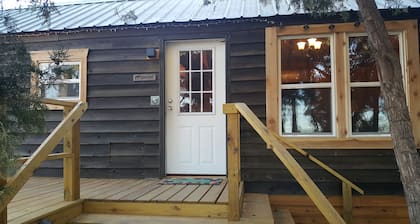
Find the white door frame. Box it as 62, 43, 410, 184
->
165, 39, 226, 175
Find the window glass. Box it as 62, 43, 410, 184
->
281, 37, 331, 84
39, 62, 80, 100
349, 35, 399, 135
280, 36, 333, 135
178, 49, 214, 113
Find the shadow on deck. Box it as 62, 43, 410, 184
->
8, 177, 278, 224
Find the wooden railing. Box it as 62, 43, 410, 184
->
0, 99, 87, 223
223, 103, 364, 224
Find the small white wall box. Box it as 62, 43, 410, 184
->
150, 96, 160, 105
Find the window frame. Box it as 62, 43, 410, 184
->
30, 48, 89, 110
279, 34, 336, 137
346, 32, 405, 137
265, 20, 420, 149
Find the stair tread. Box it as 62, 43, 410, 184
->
70, 193, 278, 224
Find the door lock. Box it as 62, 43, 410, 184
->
168, 98, 173, 103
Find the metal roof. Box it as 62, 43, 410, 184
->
1, 0, 419, 34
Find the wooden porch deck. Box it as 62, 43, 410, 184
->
8, 176, 230, 224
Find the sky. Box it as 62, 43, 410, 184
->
2, 0, 114, 9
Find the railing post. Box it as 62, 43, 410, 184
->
0, 176, 6, 224
342, 182, 353, 224
63, 106, 80, 201
223, 104, 241, 221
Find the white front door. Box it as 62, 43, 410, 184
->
165, 40, 226, 175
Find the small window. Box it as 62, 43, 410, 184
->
30, 48, 88, 109
280, 36, 334, 135
38, 62, 81, 100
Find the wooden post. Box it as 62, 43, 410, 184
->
0, 176, 6, 224
342, 182, 353, 224
223, 104, 241, 221
63, 107, 80, 201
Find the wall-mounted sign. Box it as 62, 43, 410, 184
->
133, 73, 157, 82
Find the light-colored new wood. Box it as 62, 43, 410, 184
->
11, 200, 83, 224
183, 185, 211, 203
271, 132, 364, 195
83, 201, 228, 218
41, 98, 78, 107
334, 32, 349, 139
265, 26, 280, 134
16, 152, 72, 164
167, 185, 199, 202
136, 184, 173, 201
270, 195, 410, 224
226, 103, 345, 224
63, 106, 81, 201
0, 102, 87, 212
200, 180, 227, 203
342, 183, 353, 224
30, 48, 89, 110
106, 180, 155, 200
405, 20, 420, 147
225, 110, 241, 221
72, 193, 274, 224
9, 177, 231, 223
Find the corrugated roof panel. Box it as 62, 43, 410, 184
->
143, 0, 180, 24
157, 0, 193, 23
223, 0, 245, 19
94, 1, 141, 26
0, 0, 419, 34
131, 0, 170, 24
242, 0, 259, 18
49, 3, 108, 29
259, 0, 278, 17
172, 0, 203, 22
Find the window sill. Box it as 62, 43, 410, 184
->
281, 137, 393, 149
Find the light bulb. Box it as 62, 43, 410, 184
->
297, 42, 306, 50
307, 38, 317, 47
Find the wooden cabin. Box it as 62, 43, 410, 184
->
1, 0, 419, 223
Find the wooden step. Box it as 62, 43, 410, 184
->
273, 209, 295, 224
69, 193, 276, 224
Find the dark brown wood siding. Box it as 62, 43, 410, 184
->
18, 19, 416, 195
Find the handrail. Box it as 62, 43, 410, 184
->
224, 103, 361, 224
16, 152, 73, 164
0, 100, 87, 213
271, 132, 364, 195
41, 98, 78, 107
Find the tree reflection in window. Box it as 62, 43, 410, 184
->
280, 37, 333, 135
349, 35, 399, 134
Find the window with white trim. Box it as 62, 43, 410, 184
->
348, 34, 402, 136
280, 36, 334, 135
30, 48, 88, 109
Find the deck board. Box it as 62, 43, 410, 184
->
7, 176, 229, 223
167, 185, 199, 202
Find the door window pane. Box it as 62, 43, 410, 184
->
178, 49, 213, 113
202, 50, 212, 70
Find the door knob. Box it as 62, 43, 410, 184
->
168, 98, 173, 103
